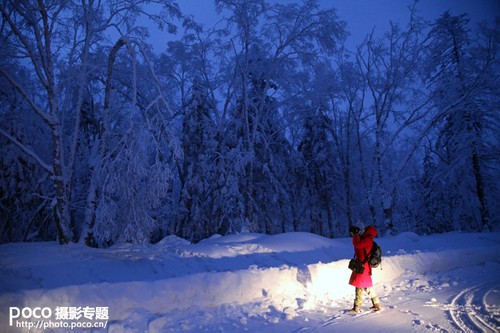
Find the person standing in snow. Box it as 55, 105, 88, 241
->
348, 225, 381, 313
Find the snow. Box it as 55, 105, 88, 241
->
1, 231, 499, 332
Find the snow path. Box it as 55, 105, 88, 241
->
0, 232, 499, 332
447, 282, 500, 332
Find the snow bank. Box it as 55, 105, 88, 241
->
0, 231, 499, 332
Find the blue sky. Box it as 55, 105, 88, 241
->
138, 0, 499, 52
175, 0, 499, 46
330, 0, 499, 44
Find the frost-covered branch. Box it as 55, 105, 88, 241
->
0, 68, 55, 125
0, 128, 53, 174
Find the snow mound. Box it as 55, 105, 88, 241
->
1, 231, 499, 332
176, 232, 334, 259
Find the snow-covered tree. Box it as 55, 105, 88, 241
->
0, 0, 181, 245
214, 0, 346, 234
0, 0, 94, 243
3, 0, 497, 245
334, 51, 374, 231
353, 6, 430, 233
176, 83, 218, 241
83, 36, 181, 246
422, 12, 499, 231
0, 64, 52, 242
298, 108, 337, 237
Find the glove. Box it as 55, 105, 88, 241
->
349, 226, 361, 237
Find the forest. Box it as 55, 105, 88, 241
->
0, 0, 498, 246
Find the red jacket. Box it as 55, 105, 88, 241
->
349, 225, 378, 288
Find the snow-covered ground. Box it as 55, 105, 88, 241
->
1, 231, 499, 332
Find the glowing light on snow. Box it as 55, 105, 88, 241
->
302, 260, 353, 309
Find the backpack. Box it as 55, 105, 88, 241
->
365, 241, 382, 268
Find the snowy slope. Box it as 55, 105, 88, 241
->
0, 231, 499, 332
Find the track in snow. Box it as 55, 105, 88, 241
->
447, 283, 500, 333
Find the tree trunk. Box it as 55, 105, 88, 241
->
81, 38, 126, 246
375, 121, 392, 233
51, 129, 72, 244
326, 205, 334, 238
472, 152, 490, 230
